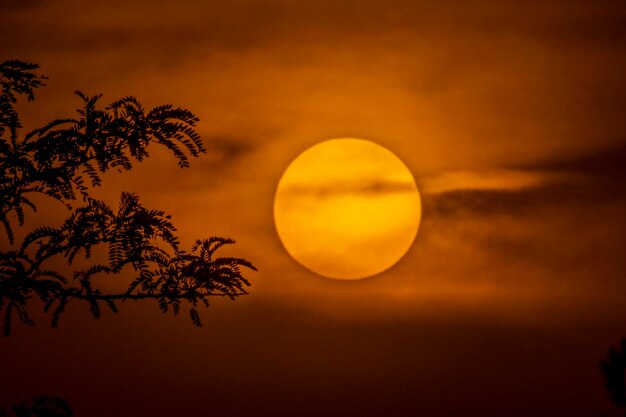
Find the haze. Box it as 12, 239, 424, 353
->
1, 0, 626, 416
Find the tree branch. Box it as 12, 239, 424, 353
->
0, 60, 256, 336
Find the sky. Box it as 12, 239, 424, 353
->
1, 0, 626, 415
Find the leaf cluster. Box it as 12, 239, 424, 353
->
600, 338, 626, 410
0, 396, 72, 417
0, 60, 47, 142
0, 60, 255, 335
1, 60, 203, 243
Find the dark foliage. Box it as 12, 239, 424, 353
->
0, 60, 255, 335
0, 397, 72, 417
601, 338, 626, 412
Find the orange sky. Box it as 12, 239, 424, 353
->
2, 0, 626, 415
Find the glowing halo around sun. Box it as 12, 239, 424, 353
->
274, 138, 422, 280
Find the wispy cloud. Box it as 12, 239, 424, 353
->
279, 179, 417, 198
420, 169, 576, 194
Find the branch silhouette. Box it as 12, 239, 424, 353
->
0, 396, 72, 417
0, 60, 255, 336
601, 338, 626, 415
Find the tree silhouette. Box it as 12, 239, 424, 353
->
601, 338, 626, 415
0, 396, 72, 417
0, 60, 256, 336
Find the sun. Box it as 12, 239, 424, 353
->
274, 138, 421, 280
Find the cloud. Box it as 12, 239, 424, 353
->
421, 139, 626, 218
420, 169, 573, 194
279, 179, 417, 198
519, 140, 626, 180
